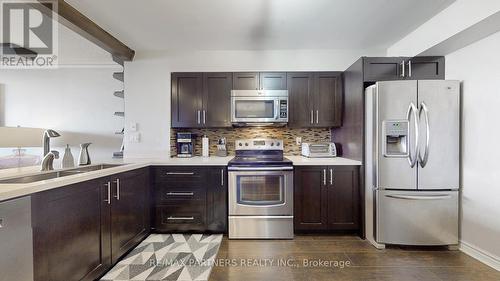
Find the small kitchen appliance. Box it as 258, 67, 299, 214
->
176, 132, 194, 158
231, 90, 288, 126
216, 137, 228, 157
301, 142, 338, 158
228, 139, 293, 239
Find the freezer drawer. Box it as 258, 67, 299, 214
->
376, 190, 458, 246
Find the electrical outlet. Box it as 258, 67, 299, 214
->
296, 137, 302, 145
129, 132, 141, 143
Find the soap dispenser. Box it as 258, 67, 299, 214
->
62, 144, 75, 168
78, 143, 92, 166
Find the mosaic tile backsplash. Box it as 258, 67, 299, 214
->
170, 127, 332, 156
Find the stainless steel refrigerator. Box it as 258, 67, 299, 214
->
365, 80, 460, 247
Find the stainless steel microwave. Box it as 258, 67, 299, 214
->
231, 90, 288, 126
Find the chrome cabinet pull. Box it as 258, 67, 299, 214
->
400, 60, 406, 77
104, 182, 111, 204
330, 169, 333, 185
310, 110, 314, 124
113, 178, 120, 200
197, 110, 201, 124
166, 192, 194, 196
316, 110, 319, 124
221, 169, 224, 187
167, 216, 194, 220
407, 60, 412, 77
323, 169, 326, 185
203, 110, 206, 124
166, 172, 195, 175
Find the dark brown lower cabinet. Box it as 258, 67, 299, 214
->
153, 166, 227, 233
32, 168, 150, 281
110, 169, 151, 263
294, 165, 359, 232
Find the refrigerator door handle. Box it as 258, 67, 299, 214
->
418, 102, 430, 167
385, 194, 452, 200
406, 102, 419, 168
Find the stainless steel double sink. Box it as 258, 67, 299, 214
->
0, 164, 124, 184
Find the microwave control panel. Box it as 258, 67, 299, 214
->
279, 100, 288, 118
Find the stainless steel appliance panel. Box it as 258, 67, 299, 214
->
230, 90, 288, 124
0, 197, 33, 281
417, 80, 460, 190
376, 81, 418, 190
228, 216, 294, 239
229, 169, 293, 216
376, 190, 458, 245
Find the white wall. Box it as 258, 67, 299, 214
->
446, 31, 500, 269
0, 66, 123, 167
387, 0, 500, 56
123, 48, 384, 158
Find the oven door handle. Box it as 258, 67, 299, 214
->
228, 166, 293, 171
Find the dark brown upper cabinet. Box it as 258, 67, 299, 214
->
294, 165, 360, 232
233, 72, 287, 90
171, 72, 203, 128
260, 72, 287, 90
172, 72, 232, 128
287, 72, 315, 127
406, 56, 445, 80
363, 57, 405, 81
232, 72, 259, 90
363, 56, 445, 82
203, 73, 232, 127
288, 72, 343, 128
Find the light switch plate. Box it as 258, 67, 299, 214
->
129, 122, 138, 132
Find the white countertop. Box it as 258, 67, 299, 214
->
286, 156, 362, 166
0, 155, 361, 202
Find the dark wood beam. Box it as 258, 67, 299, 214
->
38, 0, 135, 61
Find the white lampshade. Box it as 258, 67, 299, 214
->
0, 127, 45, 147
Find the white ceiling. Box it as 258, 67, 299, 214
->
66, 0, 455, 52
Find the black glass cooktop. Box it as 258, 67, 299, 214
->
228, 156, 293, 167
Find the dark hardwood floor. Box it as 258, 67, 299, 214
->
210, 235, 500, 281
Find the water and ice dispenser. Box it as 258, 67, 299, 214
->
383, 120, 409, 157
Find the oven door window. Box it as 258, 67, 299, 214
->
234, 100, 275, 119
236, 175, 284, 206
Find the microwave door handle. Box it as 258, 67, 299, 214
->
274, 100, 280, 120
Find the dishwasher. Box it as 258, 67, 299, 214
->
0, 196, 33, 281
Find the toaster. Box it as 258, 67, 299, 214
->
301, 143, 338, 158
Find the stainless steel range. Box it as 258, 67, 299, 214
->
228, 139, 294, 239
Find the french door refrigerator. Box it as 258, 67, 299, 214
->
365, 80, 460, 246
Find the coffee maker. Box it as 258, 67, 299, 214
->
176, 132, 194, 158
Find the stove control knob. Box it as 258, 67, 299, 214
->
238, 143, 243, 146
276, 142, 281, 147
245, 143, 249, 146
270, 143, 274, 146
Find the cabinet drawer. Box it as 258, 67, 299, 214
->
154, 204, 206, 232
156, 184, 206, 202
154, 167, 204, 183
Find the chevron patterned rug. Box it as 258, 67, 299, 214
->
100, 234, 223, 281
